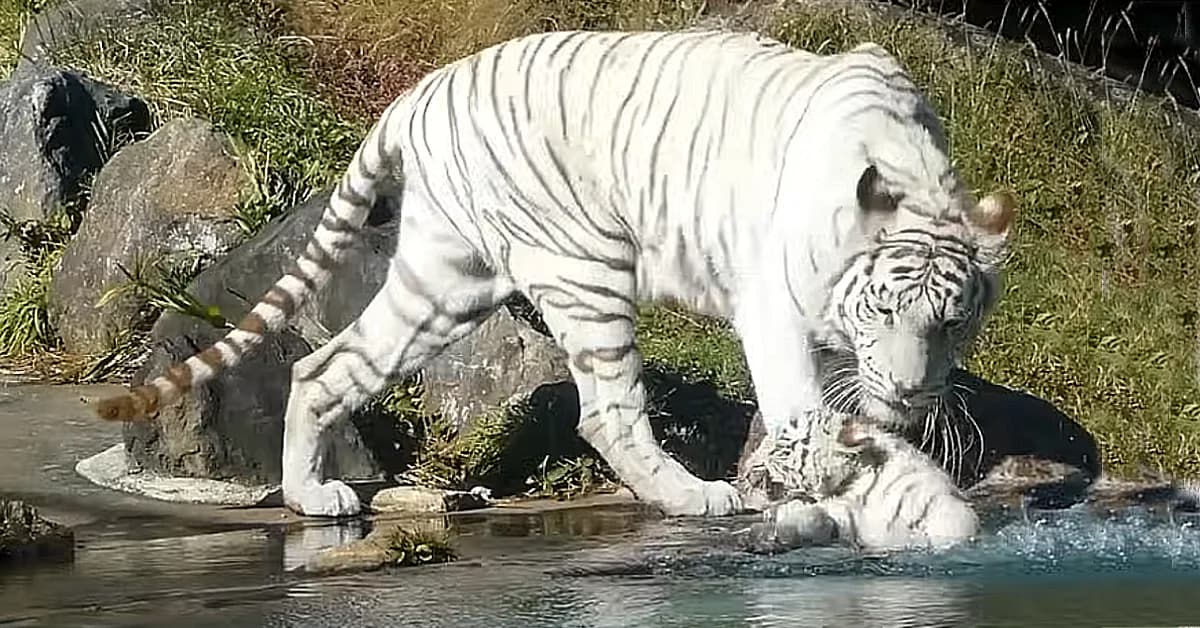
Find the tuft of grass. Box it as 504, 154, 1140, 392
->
0, 246, 62, 356
96, 255, 230, 330
635, 305, 750, 401
766, 5, 1200, 479
402, 406, 529, 491
372, 524, 457, 567
52, 0, 365, 232
525, 454, 616, 500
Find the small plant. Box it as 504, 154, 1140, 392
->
0, 246, 61, 356
374, 524, 457, 567
402, 406, 527, 490
525, 454, 616, 500
96, 256, 229, 329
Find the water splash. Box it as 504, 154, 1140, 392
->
555, 506, 1200, 581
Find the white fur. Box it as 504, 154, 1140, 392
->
752, 417, 979, 551
119, 30, 1011, 519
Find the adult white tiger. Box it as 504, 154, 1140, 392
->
93, 29, 1016, 518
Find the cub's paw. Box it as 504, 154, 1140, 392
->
745, 501, 838, 553
657, 479, 745, 517
284, 480, 363, 518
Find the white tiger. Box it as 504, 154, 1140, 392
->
743, 412, 978, 551
92, 29, 1016, 518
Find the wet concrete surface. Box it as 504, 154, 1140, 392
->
0, 382, 648, 532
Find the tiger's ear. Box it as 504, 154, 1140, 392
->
967, 190, 1017, 239
855, 164, 900, 215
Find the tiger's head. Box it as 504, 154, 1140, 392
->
817, 164, 1016, 430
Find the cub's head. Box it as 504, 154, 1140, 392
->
819, 164, 1016, 429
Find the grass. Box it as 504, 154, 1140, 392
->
371, 523, 457, 568
280, 0, 700, 118
0, 0, 43, 77
49, 0, 365, 233
0, 246, 61, 356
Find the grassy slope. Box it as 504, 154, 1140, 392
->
1, 0, 1196, 478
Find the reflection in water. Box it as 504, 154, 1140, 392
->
1, 506, 1199, 627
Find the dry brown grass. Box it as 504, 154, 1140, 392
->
278, 0, 700, 118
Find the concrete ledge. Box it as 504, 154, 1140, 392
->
75, 443, 276, 507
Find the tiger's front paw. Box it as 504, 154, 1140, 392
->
284, 479, 363, 518
657, 479, 744, 517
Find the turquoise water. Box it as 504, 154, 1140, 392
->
2, 505, 1199, 627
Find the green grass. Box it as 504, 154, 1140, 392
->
0, 246, 61, 356
51, 0, 364, 233
371, 524, 457, 567
0, 0, 42, 77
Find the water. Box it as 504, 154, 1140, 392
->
3, 504, 1200, 627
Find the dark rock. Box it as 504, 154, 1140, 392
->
0, 499, 74, 564
123, 188, 411, 486
0, 66, 149, 223
0, 66, 150, 293
48, 118, 247, 354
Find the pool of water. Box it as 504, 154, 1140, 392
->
3, 503, 1199, 627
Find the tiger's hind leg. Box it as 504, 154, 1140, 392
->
515, 255, 742, 517
281, 214, 504, 517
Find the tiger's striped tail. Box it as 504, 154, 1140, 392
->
93, 108, 399, 422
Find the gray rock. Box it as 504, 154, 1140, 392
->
0, 66, 150, 292
0, 67, 148, 222
48, 118, 247, 354
0, 499, 74, 564
370, 485, 491, 514
122, 187, 412, 486
421, 302, 572, 434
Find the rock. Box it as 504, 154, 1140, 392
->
370, 485, 491, 514
421, 301, 571, 433
122, 187, 412, 486
0, 66, 151, 293
0, 499, 74, 564
48, 118, 248, 354
302, 519, 454, 575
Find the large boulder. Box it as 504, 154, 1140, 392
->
122, 188, 411, 486
48, 118, 248, 354
0, 66, 150, 293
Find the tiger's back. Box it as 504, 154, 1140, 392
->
398, 29, 943, 316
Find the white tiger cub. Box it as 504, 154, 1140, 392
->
92, 29, 1016, 519
744, 413, 978, 552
